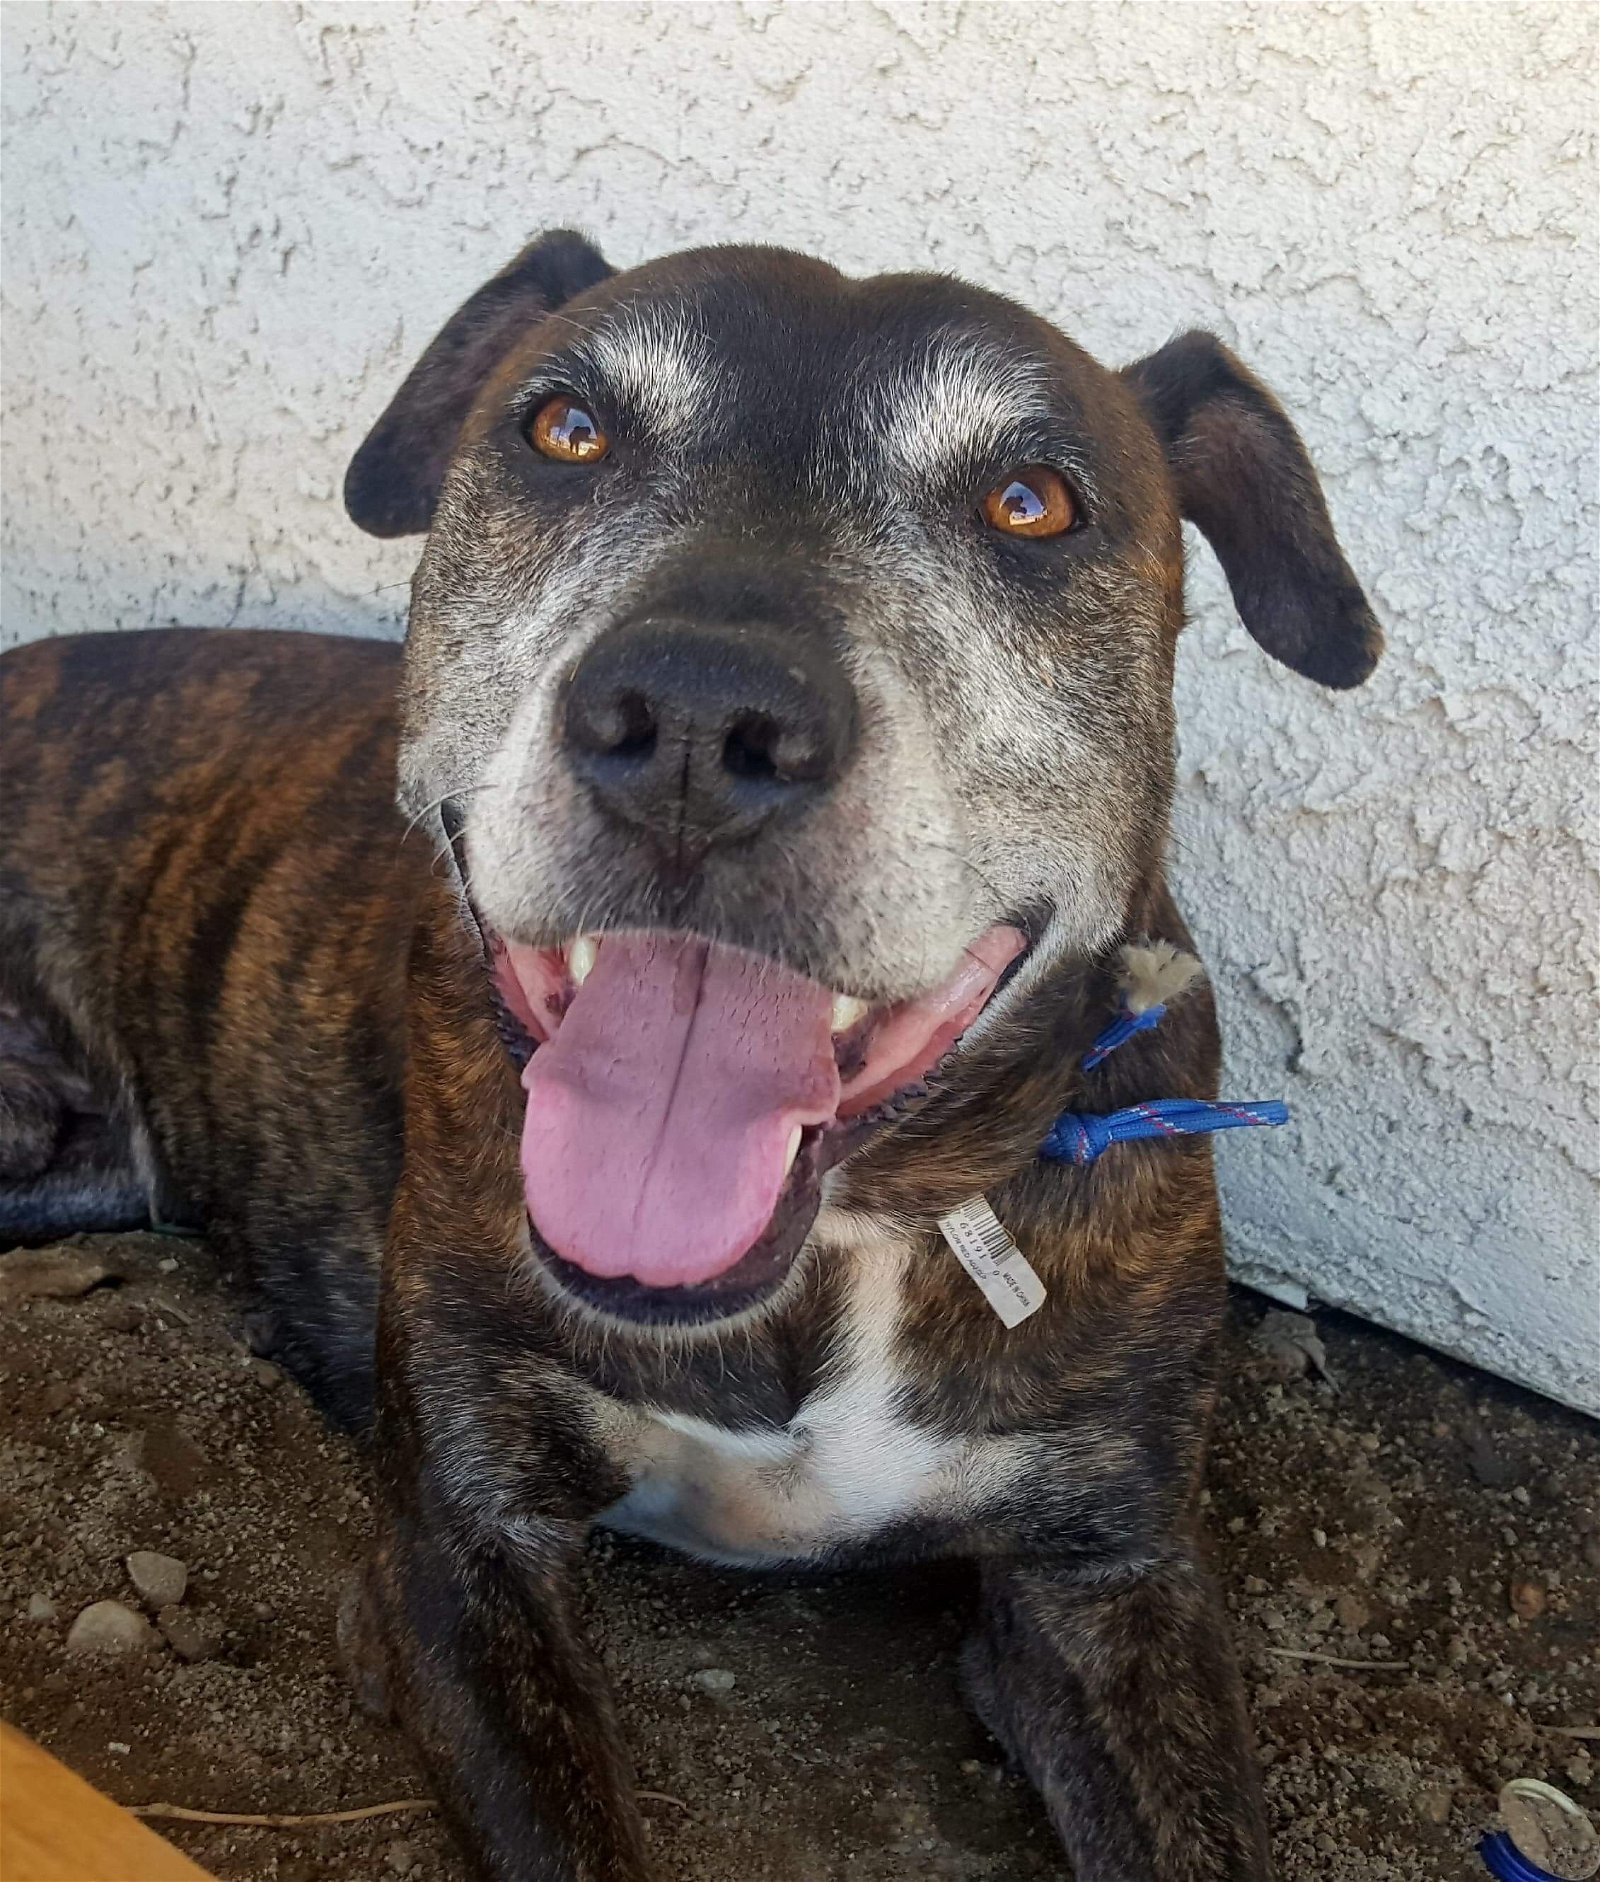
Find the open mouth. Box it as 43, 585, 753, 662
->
479, 922, 1028, 1324
438, 793, 1030, 1325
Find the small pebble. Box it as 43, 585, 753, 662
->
157, 1604, 224, 1663
1469, 1432, 1520, 1488
1334, 1593, 1371, 1632
1253, 1311, 1332, 1384
25, 1593, 57, 1623
126, 1550, 187, 1609
691, 1667, 736, 1695
135, 1422, 210, 1499
1509, 1575, 1548, 1621
66, 1600, 159, 1654
1417, 1787, 1453, 1825
385, 1839, 418, 1876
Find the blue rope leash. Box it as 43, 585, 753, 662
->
1079, 999, 1168, 1070
1039, 999, 1289, 1167
1039, 1096, 1290, 1165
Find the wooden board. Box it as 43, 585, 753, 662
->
0, 1722, 216, 1882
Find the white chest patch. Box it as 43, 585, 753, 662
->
596, 1214, 1028, 1567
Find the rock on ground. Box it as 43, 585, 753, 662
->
65, 1599, 160, 1655
126, 1550, 188, 1609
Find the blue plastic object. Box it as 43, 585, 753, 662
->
1479, 1778, 1599, 1881
1480, 1830, 1566, 1881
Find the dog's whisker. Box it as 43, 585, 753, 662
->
401, 781, 496, 846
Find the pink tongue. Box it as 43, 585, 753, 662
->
520, 936, 840, 1288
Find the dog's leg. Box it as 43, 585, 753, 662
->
963, 1549, 1270, 1882
0, 1024, 150, 1244
351, 1500, 652, 1882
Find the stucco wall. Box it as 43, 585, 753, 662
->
3, 3, 1595, 1409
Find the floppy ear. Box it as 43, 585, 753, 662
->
344, 229, 615, 539
1120, 331, 1382, 688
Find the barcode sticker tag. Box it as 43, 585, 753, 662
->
937, 1195, 1046, 1328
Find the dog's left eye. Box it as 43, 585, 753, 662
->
529, 396, 610, 464
981, 468, 1076, 539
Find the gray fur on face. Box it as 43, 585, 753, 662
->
873, 334, 1051, 498
399, 294, 1176, 1005
578, 303, 720, 445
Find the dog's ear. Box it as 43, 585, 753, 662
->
1120, 331, 1382, 688
345, 229, 615, 539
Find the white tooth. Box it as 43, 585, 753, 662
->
783, 1126, 803, 1175
568, 935, 598, 987
830, 994, 868, 1034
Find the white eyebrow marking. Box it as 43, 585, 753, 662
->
582, 305, 717, 440
876, 335, 1049, 489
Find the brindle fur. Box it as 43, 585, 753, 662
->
0, 230, 1382, 1881
0, 631, 412, 1422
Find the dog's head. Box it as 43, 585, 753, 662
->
347, 232, 1379, 1327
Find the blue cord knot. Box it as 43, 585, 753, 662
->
1039, 1097, 1290, 1166
1037, 988, 1290, 1166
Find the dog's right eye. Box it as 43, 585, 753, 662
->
981, 467, 1076, 539
529, 396, 610, 464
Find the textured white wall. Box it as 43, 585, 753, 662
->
3, 3, 1595, 1409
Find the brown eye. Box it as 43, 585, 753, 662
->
981, 467, 1076, 538
530, 395, 609, 464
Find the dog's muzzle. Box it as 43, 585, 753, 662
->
445, 610, 1027, 1327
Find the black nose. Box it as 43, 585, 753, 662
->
561, 619, 857, 867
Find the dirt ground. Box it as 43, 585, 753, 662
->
1, 1231, 1595, 1882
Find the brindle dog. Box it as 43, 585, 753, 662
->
0, 232, 1381, 1881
